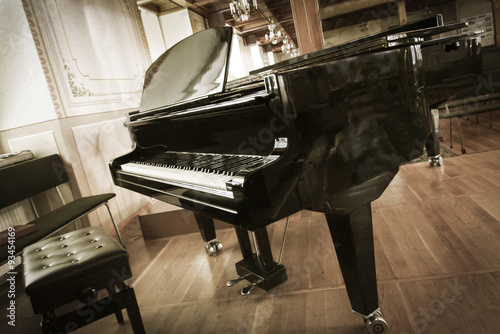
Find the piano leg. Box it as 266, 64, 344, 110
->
234, 226, 253, 261
228, 226, 287, 295
194, 214, 222, 256
426, 109, 443, 167
325, 203, 388, 334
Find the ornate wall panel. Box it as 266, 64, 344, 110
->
22, 0, 150, 117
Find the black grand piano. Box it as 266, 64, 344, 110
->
110, 16, 475, 333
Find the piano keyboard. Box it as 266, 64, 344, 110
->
119, 152, 278, 198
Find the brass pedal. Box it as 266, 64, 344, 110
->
226, 273, 251, 287
241, 279, 264, 295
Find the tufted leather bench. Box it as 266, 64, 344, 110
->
23, 227, 145, 333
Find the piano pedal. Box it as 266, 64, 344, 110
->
230, 257, 287, 294
226, 273, 251, 287
241, 279, 264, 295
205, 240, 223, 256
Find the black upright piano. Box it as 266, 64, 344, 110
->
110, 16, 474, 333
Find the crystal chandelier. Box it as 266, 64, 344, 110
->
281, 38, 299, 57
230, 0, 258, 22
265, 21, 282, 45
281, 38, 291, 53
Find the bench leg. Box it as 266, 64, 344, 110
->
122, 286, 145, 334
107, 286, 124, 323
457, 117, 467, 154
40, 310, 57, 334
115, 310, 124, 323
449, 119, 453, 149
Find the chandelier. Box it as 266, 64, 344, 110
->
265, 21, 282, 45
230, 0, 258, 22
281, 38, 299, 57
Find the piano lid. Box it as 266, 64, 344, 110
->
140, 27, 233, 113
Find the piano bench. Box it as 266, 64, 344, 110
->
22, 227, 145, 334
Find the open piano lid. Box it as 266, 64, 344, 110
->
140, 27, 233, 113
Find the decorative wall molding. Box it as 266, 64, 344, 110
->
21, 0, 64, 117
22, 0, 150, 117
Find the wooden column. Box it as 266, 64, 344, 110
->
398, 0, 407, 25
493, 0, 500, 46
207, 12, 225, 28
290, 0, 324, 54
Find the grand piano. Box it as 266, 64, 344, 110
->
110, 16, 472, 333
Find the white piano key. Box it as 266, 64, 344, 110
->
119, 152, 278, 198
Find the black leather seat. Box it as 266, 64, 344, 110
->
23, 227, 145, 333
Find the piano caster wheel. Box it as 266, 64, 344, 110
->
428, 156, 443, 167
364, 311, 388, 334
205, 240, 223, 256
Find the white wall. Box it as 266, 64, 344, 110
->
159, 10, 195, 49
0, 0, 56, 132
140, 8, 167, 62
228, 34, 251, 80
150, 10, 255, 80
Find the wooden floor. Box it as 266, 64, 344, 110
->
2, 111, 500, 334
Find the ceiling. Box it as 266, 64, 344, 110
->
137, 0, 458, 53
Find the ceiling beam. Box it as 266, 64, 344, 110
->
397, 0, 407, 25
320, 0, 395, 20
137, 0, 188, 7
187, 0, 212, 5
236, 18, 294, 33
